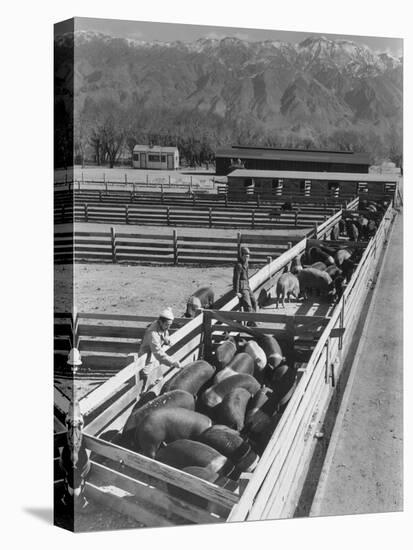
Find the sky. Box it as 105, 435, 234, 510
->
72, 16, 403, 58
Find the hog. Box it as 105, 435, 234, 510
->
325, 265, 343, 279
335, 248, 352, 266
275, 272, 300, 308
243, 340, 267, 374
308, 247, 335, 266
137, 408, 212, 458
214, 336, 237, 370
121, 390, 195, 450
311, 261, 327, 271
290, 254, 303, 275
184, 287, 214, 318
202, 374, 261, 409
346, 220, 359, 241
217, 387, 251, 431
162, 360, 215, 396
297, 268, 335, 300
156, 439, 232, 475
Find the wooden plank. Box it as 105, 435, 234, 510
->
85, 385, 138, 437
79, 340, 138, 354
80, 358, 142, 417
90, 461, 222, 525
84, 434, 238, 510
85, 480, 173, 528
77, 325, 143, 339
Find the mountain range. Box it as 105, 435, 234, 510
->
55, 30, 403, 162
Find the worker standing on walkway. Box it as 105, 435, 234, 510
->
138, 307, 181, 391
233, 246, 258, 325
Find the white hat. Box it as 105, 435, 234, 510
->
67, 347, 82, 366
159, 307, 174, 321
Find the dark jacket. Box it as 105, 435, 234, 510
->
233, 260, 250, 293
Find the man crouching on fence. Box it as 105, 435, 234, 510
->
233, 246, 258, 327
138, 307, 181, 392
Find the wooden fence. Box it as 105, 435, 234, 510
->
54, 202, 394, 526
54, 229, 299, 266
55, 202, 340, 229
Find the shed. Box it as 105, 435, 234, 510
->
132, 145, 179, 170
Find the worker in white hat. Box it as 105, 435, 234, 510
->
233, 246, 258, 326
138, 307, 181, 391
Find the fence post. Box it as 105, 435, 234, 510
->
256, 194, 260, 207
203, 310, 213, 363
294, 211, 298, 226
288, 241, 292, 249
267, 255, 273, 286
251, 209, 255, 229
99, 191, 102, 203
105, 180, 108, 194
193, 193, 196, 207
84, 203, 89, 222
125, 205, 129, 224
169, 175, 171, 186
161, 185, 164, 204
237, 231, 242, 257
339, 298, 345, 350
61, 204, 65, 223
166, 207, 170, 226
125, 173, 127, 184
133, 182, 136, 196
111, 227, 117, 263
173, 229, 178, 265
209, 207, 212, 228
314, 222, 319, 238
225, 194, 228, 207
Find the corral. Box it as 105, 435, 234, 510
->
54, 196, 396, 529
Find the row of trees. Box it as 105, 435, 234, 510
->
54, 97, 403, 170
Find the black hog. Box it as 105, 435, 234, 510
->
275, 272, 300, 308
162, 360, 215, 396
184, 286, 214, 318
138, 408, 212, 458
297, 268, 335, 299
308, 247, 335, 266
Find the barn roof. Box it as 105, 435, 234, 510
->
216, 146, 370, 165
228, 169, 399, 182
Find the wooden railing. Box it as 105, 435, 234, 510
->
54, 229, 300, 266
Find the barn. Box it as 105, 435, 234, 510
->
226, 169, 400, 202
132, 145, 179, 170
215, 146, 370, 176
